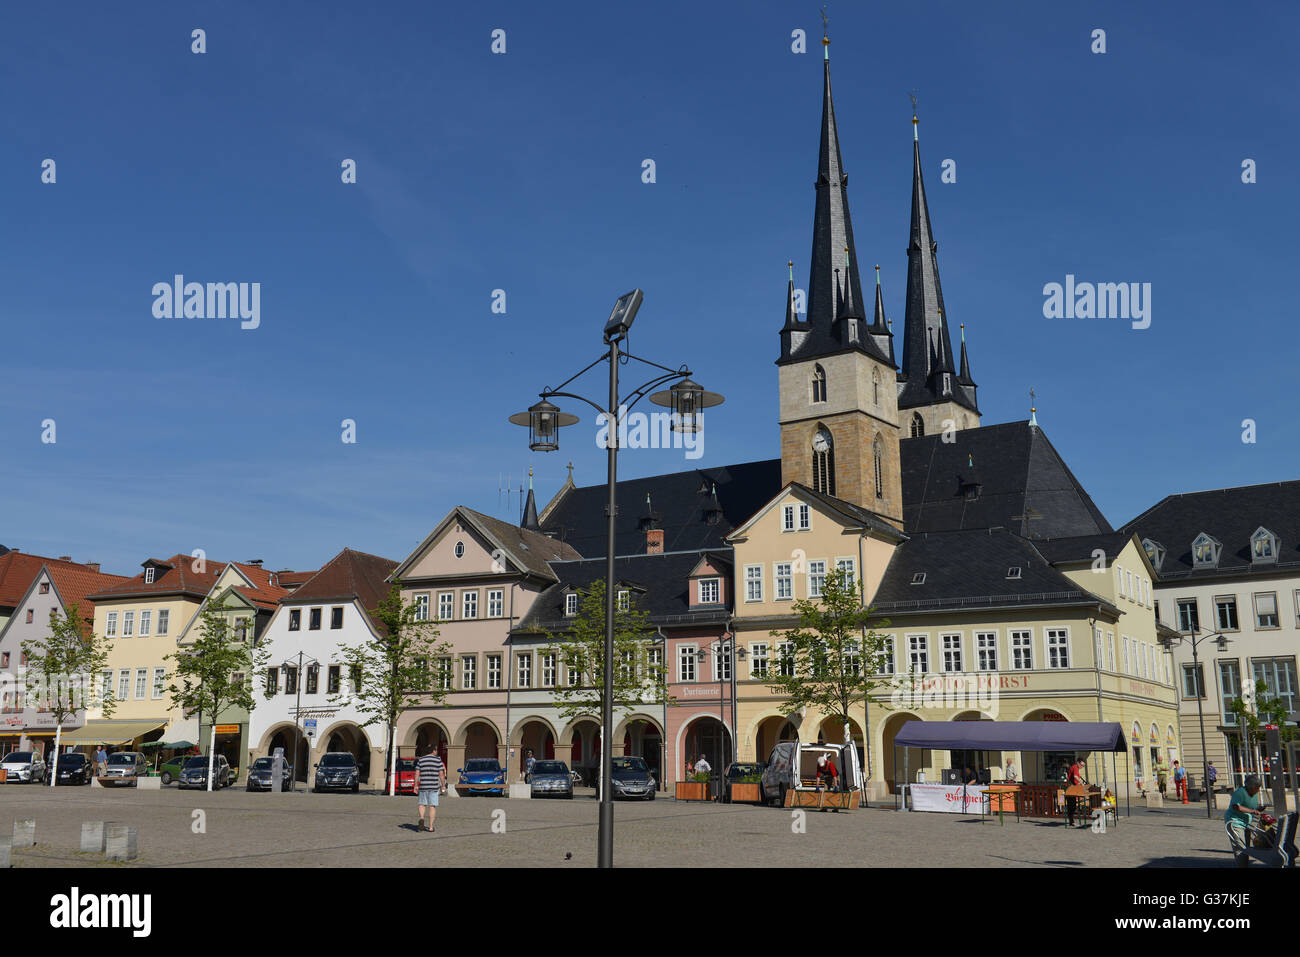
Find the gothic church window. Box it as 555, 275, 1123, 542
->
910, 412, 925, 438
873, 435, 884, 499
871, 368, 880, 407
812, 427, 835, 496
811, 365, 827, 404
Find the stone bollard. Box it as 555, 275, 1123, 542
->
137, 776, 161, 791
0, 838, 10, 868
508, 783, 531, 800
81, 821, 107, 853
104, 823, 138, 862
1145, 790, 1163, 809
12, 820, 35, 848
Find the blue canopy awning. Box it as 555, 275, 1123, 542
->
892, 721, 1128, 753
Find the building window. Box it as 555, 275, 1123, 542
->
1251, 527, 1278, 563
812, 428, 835, 495
699, 578, 720, 604
152, 667, 166, 698
1106, 632, 1115, 672
877, 636, 895, 675
1251, 657, 1298, 715
910, 412, 924, 438
565, 593, 579, 616
567, 664, 580, 687
25, 609, 33, 624
679, 645, 697, 682
1176, 599, 1199, 633
941, 634, 962, 673
284, 667, 298, 695
1046, 628, 1070, 669
100, 670, 112, 702
1215, 596, 1239, 631
462, 591, 478, 619
1218, 660, 1241, 724
436, 658, 452, 692
619, 650, 636, 683
144, 567, 155, 584
714, 644, 732, 682
1182, 663, 1205, 699
542, 653, 557, 687
157, 610, 171, 635
331, 607, 344, 629
750, 643, 769, 679
306, 664, 319, 694
234, 618, 249, 642
122, 611, 134, 636
1010, 630, 1033, 670
488, 589, 505, 617
309, 608, 322, 630
266, 668, 279, 696
976, 632, 997, 671
873, 436, 884, 499
1254, 592, 1279, 629
137, 610, 152, 636
288, 609, 301, 631
462, 656, 477, 690
454, 541, 465, 559
516, 653, 532, 688
1295, 590, 1300, 627
907, 634, 929, 674
782, 505, 795, 531
131, 670, 145, 700
117, 670, 131, 701
775, 563, 793, 600
436, 592, 454, 621
778, 642, 796, 678
38, 582, 49, 594
811, 364, 827, 403
106, 611, 117, 637
808, 561, 826, 599
1094, 627, 1104, 670
799, 504, 810, 530
413, 595, 429, 621
835, 558, 856, 589
744, 565, 763, 602
327, 665, 341, 694
871, 367, 880, 406
616, 590, 629, 612
487, 655, 502, 689
647, 646, 664, 681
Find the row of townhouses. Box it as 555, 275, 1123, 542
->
1, 46, 1294, 798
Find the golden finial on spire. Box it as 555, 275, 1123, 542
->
820, 5, 830, 57
788, 259, 794, 282
909, 91, 919, 140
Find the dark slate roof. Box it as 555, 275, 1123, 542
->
539, 460, 783, 559
459, 508, 582, 576
513, 551, 730, 634
792, 484, 908, 540
870, 528, 1114, 616
1119, 480, 1300, 580
901, 421, 1112, 540
1033, 532, 1136, 566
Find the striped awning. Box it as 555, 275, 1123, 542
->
58, 719, 168, 745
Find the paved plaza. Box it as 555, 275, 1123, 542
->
0, 784, 1240, 868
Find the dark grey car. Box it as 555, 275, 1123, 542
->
246, 756, 293, 792
610, 756, 656, 800
179, 754, 233, 790
529, 760, 574, 799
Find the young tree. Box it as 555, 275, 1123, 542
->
166, 599, 271, 792
330, 581, 452, 796
20, 603, 116, 786
765, 567, 892, 783
1229, 678, 1296, 760
541, 579, 669, 792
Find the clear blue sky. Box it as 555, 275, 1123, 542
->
1, 1, 1295, 576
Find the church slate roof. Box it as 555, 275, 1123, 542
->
901, 421, 1112, 540
1119, 480, 1300, 580
1032, 532, 1138, 567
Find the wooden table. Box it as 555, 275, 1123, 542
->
980, 785, 1020, 825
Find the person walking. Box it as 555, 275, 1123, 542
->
1155, 755, 1169, 797
415, 742, 446, 833
94, 745, 107, 779
1173, 760, 1188, 804
1207, 761, 1218, 793
524, 749, 536, 784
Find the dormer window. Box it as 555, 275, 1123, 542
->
144, 567, 155, 584
699, 578, 720, 604
564, 593, 579, 617
1006, 566, 1022, 580
1251, 527, 1278, 564
911, 572, 926, 585
1192, 533, 1221, 568
617, 590, 630, 612
811, 365, 827, 403
1142, 538, 1165, 572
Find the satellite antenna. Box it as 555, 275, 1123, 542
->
497, 471, 525, 518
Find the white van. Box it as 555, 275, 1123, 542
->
759, 740, 863, 806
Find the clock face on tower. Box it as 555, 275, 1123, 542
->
812, 431, 829, 453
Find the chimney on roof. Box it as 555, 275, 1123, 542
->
247, 559, 264, 567
58, 556, 72, 562
270, 572, 278, 588
86, 563, 100, 573
646, 529, 664, 555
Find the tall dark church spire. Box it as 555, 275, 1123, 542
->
777, 38, 890, 367
897, 111, 978, 416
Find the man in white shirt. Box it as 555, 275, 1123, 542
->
693, 754, 711, 776
1004, 757, 1018, 783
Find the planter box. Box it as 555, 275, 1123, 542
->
786, 788, 854, 810
675, 782, 709, 801
729, 782, 762, 804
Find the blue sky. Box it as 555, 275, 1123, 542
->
1, 1, 1296, 576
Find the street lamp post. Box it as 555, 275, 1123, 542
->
510, 289, 723, 868
1162, 628, 1229, 819
280, 651, 317, 793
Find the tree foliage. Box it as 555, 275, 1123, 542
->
166, 596, 270, 729
20, 602, 116, 730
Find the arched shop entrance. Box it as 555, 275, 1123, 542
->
947, 711, 998, 785
516, 719, 556, 763
620, 718, 664, 784
755, 715, 799, 763
1021, 708, 1078, 784
568, 719, 600, 785
818, 716, 865, 770
882, 713, 924, 793
268, 725, 311, 783
682, 716, 731, 779
410, 720, 450, 769
462, 721, 500, 761
323, 722, 372, 783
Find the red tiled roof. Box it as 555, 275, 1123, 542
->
43, 565, 131, 626
223, 562, 292, 611
0, 552, 118, 608
272, 569, 317, 587
286, 549, 399, 633
86, 553, 230, 602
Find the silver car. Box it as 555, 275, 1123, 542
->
1, 751, 46, 783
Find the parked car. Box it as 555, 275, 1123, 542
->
722, 761, 766, 803
246, 756, 293, 792
610, 756, 656, 800
159, 755, 190, 785
101, 751, 148, 787
456, 758, 506, 795
1, 751, 46, 783
759, 741, 860, 806
54, 753, 93, 786
388, 756, 418, 795
529, 760, 574, 799
179, 754, 233, 790
313, 752, 360, 793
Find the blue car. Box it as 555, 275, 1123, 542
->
457, 758, 506, 795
